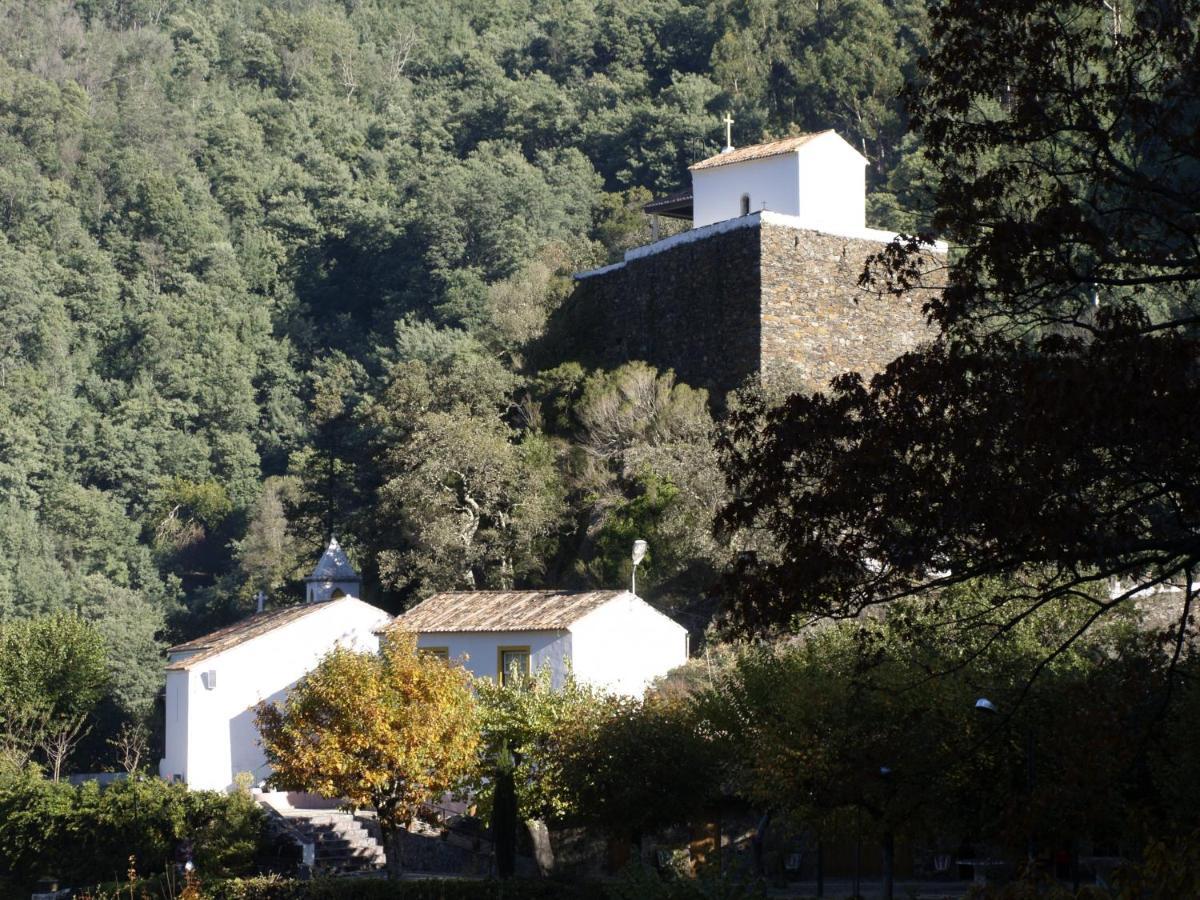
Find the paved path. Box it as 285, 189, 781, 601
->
766, 880, 979, 898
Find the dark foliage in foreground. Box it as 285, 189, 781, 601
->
718, 312, 1200, 632
718, 0, 1200, 651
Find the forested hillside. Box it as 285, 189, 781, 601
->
0, 0, 931, 755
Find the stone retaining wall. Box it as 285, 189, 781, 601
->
543, 224, 762, 398
758, 223, 936, 394
543, 220, 940, 401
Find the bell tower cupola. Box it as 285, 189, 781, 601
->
305, 536, 361, 603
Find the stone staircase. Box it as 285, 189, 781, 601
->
256, 792, 528, 877
295, 810, 387, 874
258, 800, 387, 875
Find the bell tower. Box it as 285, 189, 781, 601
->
305, 536, 361, 603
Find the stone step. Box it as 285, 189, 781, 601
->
318, 846, 385, 863
296, 826, 375, 845
259, 800, 389, 875
304, 827, 374, 843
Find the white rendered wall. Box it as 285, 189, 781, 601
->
415, 631, 572, 688
692, 153, 799, 228
691, 132, 866, 231
795, 133, 866, 233
161, 670, 189, 783
160, 598, 390, 791
568, 593, 689, 697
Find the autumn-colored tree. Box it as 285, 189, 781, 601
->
255, 631, 479, 877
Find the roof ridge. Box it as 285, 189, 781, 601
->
689, 130, 837, 172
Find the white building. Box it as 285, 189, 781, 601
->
396, 589, 689, 697
636, 128, 935, 249
160, 541, 390, 791
161, 542, 690, 790
690, 130, 867, 231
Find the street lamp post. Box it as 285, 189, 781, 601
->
880, 765, 895, 900
631, 540, 648, 595
975, 697, 1037, 867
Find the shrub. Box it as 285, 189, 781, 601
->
0, 772, 266, 888
202, 873, 762, 900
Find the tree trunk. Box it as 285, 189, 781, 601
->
383, 824, 404, 880
525, 818, 555, 876
751, 812, 770, 877
881, 831, 895, 900
816, 838, 824, 898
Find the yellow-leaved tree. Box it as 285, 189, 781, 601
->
255, 630, 478, 877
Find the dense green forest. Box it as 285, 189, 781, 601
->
0, 0, 932, 758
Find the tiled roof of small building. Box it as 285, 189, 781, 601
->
165, 601, 339, 670
643, 189, 693, 216
307, 536, 359, 582
396, 590, 625, 633
689, 131, 828, 171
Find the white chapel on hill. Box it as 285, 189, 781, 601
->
639, 123, 947, 247
160, 540, 690, 792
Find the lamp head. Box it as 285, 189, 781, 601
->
632, 539, 648, 566
975, 697, 999, 714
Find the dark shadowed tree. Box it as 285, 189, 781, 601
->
718, 0, 1200, 661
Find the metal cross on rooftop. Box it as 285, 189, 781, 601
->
723, 112, 734, 150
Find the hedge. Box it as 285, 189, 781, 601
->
0, 772, 266, 887
203, 872, 764, 900
204, 878, 607, 900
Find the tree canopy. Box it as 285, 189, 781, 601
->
0, 0, 940, 767
255, 630, 478, 878
717, 0, 1200, 655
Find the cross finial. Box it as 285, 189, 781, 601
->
723, 112, 735, 150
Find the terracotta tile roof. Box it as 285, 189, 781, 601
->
689, 131, 829, 171
396, 590, 625, 633
165, 601, 338, 670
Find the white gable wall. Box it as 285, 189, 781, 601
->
568, 593, 689, 697
415, 631, 572, 688
160, 597, 390, 791
795, 132, 866, 233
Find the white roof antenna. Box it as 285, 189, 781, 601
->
631, 539, 648, 595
